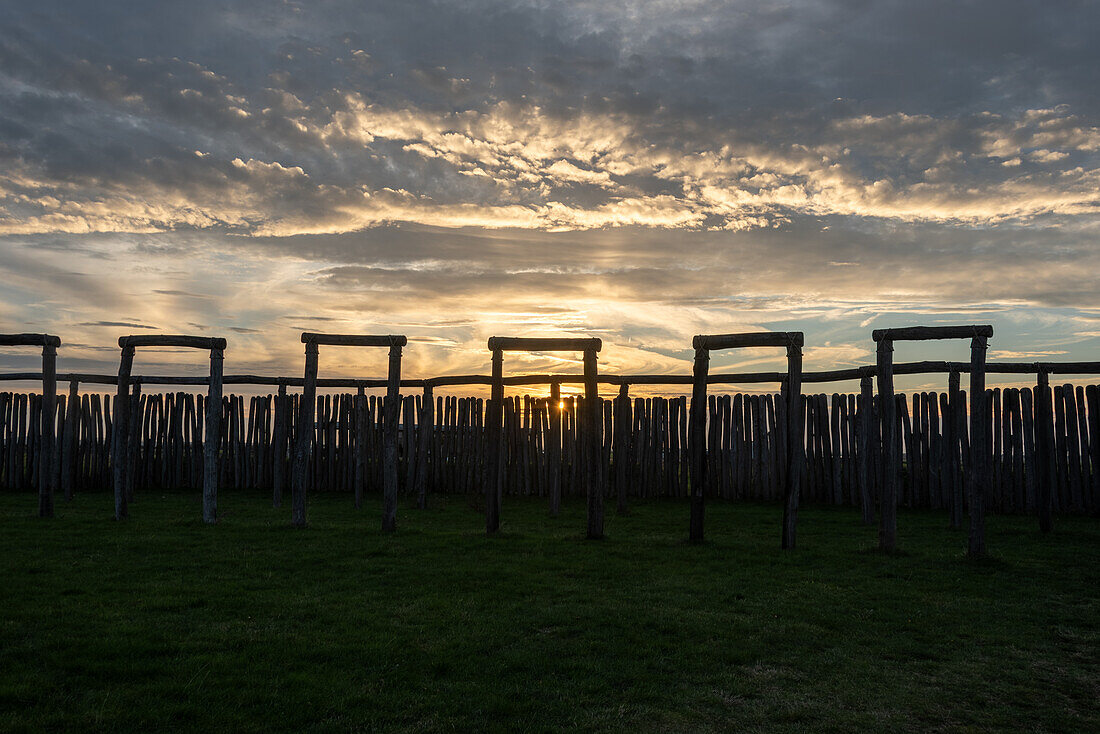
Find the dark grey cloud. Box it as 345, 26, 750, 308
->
1, 1, 1098, 379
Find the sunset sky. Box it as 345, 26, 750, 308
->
1, 1, 1098, 391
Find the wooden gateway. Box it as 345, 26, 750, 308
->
690, 332, 805, 548
486, 337, 604, 538
293, 333, 407, 531
112, 335, 227, 523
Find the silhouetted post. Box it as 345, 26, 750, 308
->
584, 348, 603, 539
614, 382, 631, 515
487, 348, 504, 533
858, 372, 875, 525
293, 341, 318, 528
273, 380, 287, 508
689, 346, 709, 542
782, 339, 803, 549
62, 379, 79, 501
548, 380, 562, 516
113, 344, 134, 520
1035, 369, 1053, 533
39, 341, 57, 518
876, 337, 898, 552
203, 346, 223, 524
968, 334, 988, 557
382, 342, 402, 532
948, 370, 963, 529
416, 384, 433, 509
126, 380, 141, 503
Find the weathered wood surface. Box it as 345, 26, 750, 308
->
487, 337, 602, 352
118, 335, 227, 350
872, 325, 994, 342
694, 332, 804, 350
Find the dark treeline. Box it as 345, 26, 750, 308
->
1, 385, 1097, 515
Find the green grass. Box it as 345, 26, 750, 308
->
1, 491, 1097, 733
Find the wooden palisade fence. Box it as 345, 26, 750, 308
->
1, 329, 1098, 547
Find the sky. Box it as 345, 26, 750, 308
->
1, 0, 1098, 393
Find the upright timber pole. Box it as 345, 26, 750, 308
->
968, 332, 989, 557
293, 341, 319, 528
382, 341, 402, 532
548, 380, 562, 516
781, 338, 804, 549
948, 370, 963, 530
485, 336, 603, 537
203, 345, 224, 524
689, 346, 709, 542
876, 337, 898, 552
583, 347, 603, 539
1035, 369, 1054, 533
857, 371, 875, 525
689, 332, 804, 546
871, 325, 993, 555
39, 339, 57, 518
487, 348, 504, 532
293, 333, 408, 530
614, 382, 631, 515
113, 344, 135, 520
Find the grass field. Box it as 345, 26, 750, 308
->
1, 491, 1097, 732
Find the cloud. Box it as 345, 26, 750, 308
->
1, 0, 1098, 383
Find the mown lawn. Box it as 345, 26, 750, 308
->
1, 490, 1097, 732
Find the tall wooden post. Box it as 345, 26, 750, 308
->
354, 385, 366, 510
858, 373, 875, 525
614, 382, 631, 515
486, 349, 504, 533
62, 379, 79, 501
416, 384, 433, 509
968, 334, 988, 557
584, 349, 603, 539
782, 340, 803, 549
876, 338, 898, 552
689, 346, 709, 542
38, 341, 57, 518
272, 380, 288, 508
126, 380, 142, 503
947, 370, 963, 529
1035, 369, 1053, 533
382, 343, 402, 532
292, 341, 318, 528
203, 346, 223, 524
548, 380, 562, 516
113, 344, 134, 520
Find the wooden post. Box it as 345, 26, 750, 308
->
1035, 370, 1053, 533
203, 346, 223, 524
614, 383, 631, 515
967, 335, 988, 556
381, 343, 402, 531
486, 349, 504, 533
126, 381, 142, 503
584, 349, 603, 539
549, 381, 561, 516
782, 340, 803, 549
273, 380, 288, 507
113, 344, 134, 520
416, 384, 433, 509
858, 374, 875, 524
689, 346, 709, 542
292, 341, 318, 528
948, 370, 963, 529
62, 379, 78, 501
876, 338, 898, 552
353, 385, 365, 509
38, 341, 57, 518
